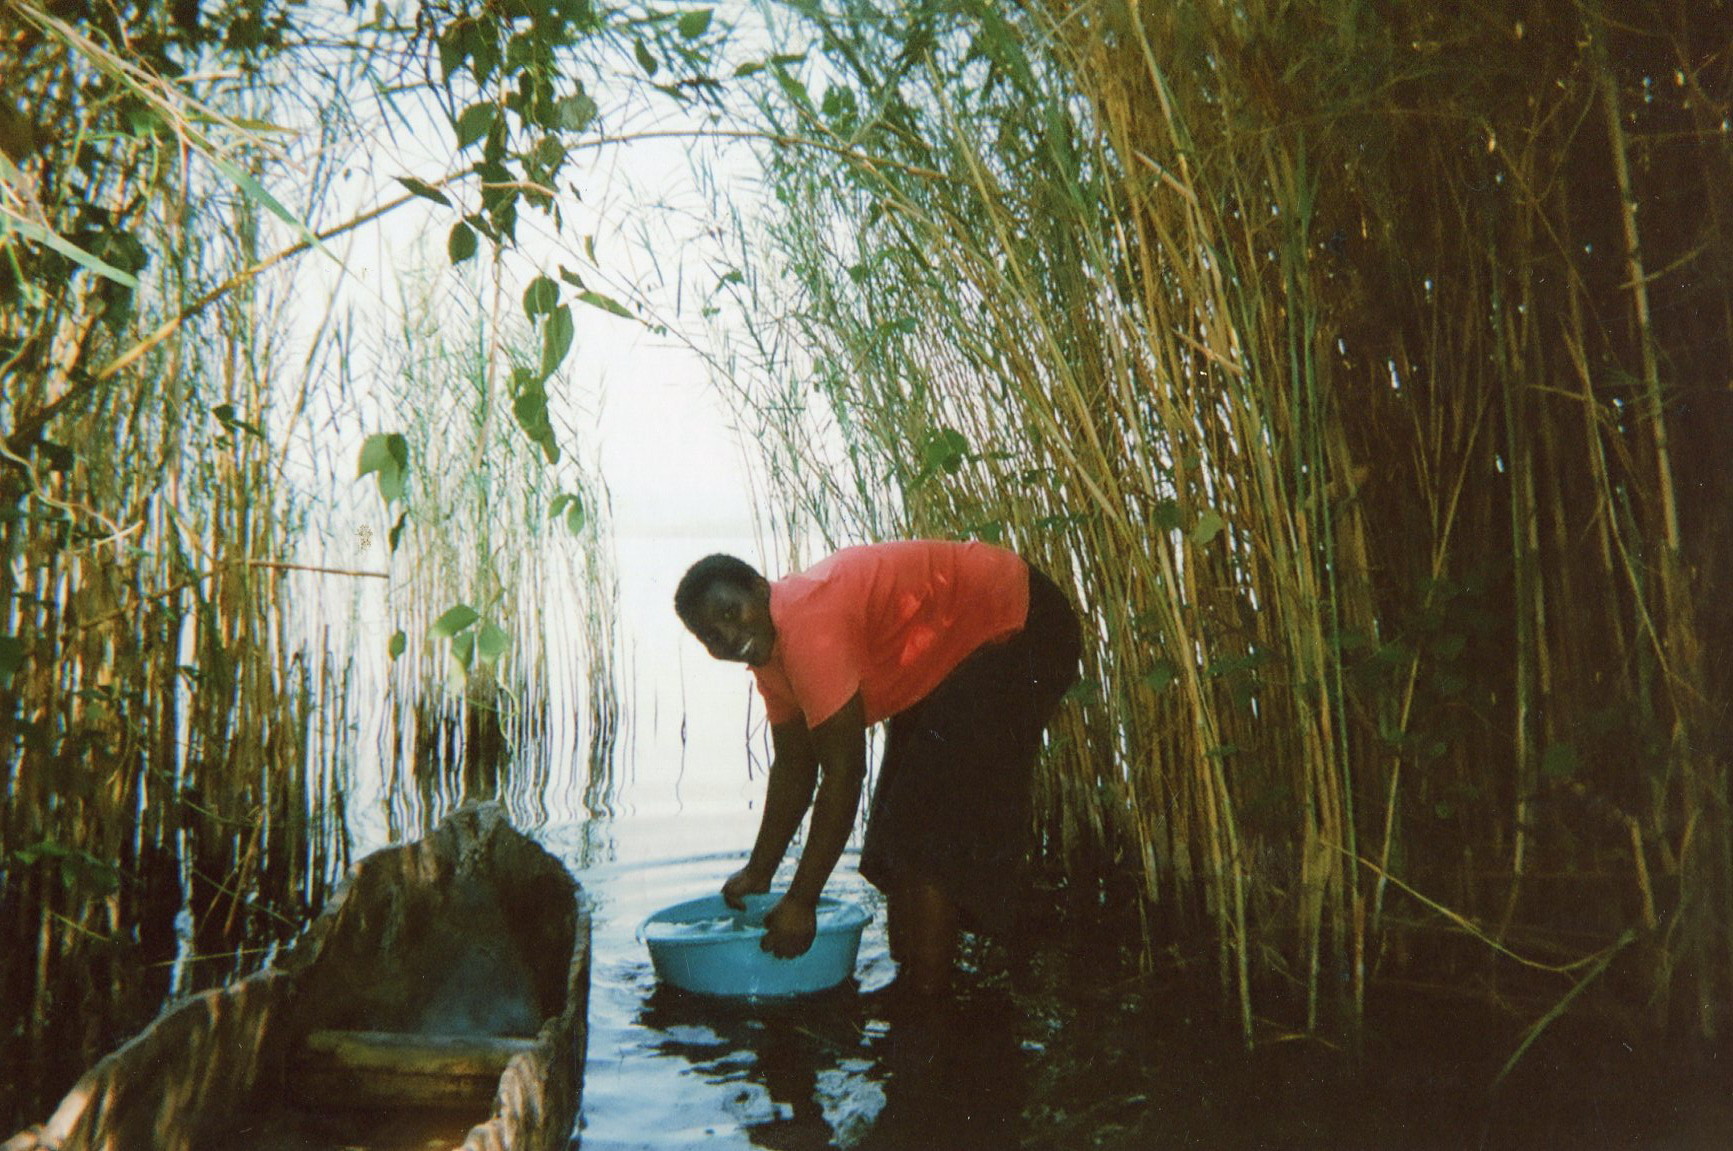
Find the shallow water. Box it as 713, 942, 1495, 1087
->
562, 820, 895, 1151
561, 822, 1733, 1151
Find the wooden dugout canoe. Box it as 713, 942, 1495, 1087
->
4, 802, 591, 1151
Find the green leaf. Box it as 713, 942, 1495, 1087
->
387, 630, 407, 660
772, 62, 815, 114
430, 603, 480, 639
678, 8, 713, 38
212, 403, 266, 441
524, 275, 559, 317
576, 289, 632, 318
359, 433, 409, 478
470, 25, 500, 86
357, 433, 409, 504
1153, 499, 1183, 532
556, 92, 598, 132
1373, 641, 1416, 669
529, 134, 566, 178
550, 493, 586, 535
395, 176, 451, 207
514, 387, 549, 437
388, 510, 409, 553
505, 28, 535, 73
1190, 509, 1228, 547
205, 152, 331, 262
14, 841, 118, 898
437, 23, 468, 81
448, 220, 478, 265
13, 841, 56, 866
0, 208, 140, 289
822, 85, 857, 124
451, 631, 476, 671
0, 634, 23, 683
1141, 659, 1178, 693
921, 428, 968, 474
69, 854, 120, 897
1062, 678, 1101, 706
513, 372, 561, 464
476, 622, 511, 661
967, 518, 1005, 544
540, 304, 574, 378
456, 102, 498, 151
634, 38, 660, 75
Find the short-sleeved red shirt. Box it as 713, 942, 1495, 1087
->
750, 540, 1030, 728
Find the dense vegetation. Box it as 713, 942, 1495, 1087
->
703, 0, 1733, 1048
0, 0, 667, 1122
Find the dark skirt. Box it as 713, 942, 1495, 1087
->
857, 564, 1081, 937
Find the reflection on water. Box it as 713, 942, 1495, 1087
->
570, 826, 1733, 1151
569, 837, 882, 1151
572, 835, 1035, 1151
630, 982, 1028, 1151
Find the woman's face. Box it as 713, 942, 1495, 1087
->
686, 579, 776, 667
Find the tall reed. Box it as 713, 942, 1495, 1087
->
355, 267, 618, 839
0, 0, 636, 1125
0, 34, 340, 1114
703, 0, 1732, 1043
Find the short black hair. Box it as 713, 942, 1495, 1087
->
674, 554, 765, 626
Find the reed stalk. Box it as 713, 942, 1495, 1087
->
360, 265, 617, 835
696, 0, 1733, 1047
0, 0, 636, 1125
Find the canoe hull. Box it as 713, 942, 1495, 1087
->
4, 803, 589, 1151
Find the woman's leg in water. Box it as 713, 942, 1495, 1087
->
888, 877, 960, 995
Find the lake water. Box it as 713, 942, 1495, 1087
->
557, 829, 1732, 1149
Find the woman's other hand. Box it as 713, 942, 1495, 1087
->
721, 865, 772, 910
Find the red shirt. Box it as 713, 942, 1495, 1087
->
750, 541, 1030, 727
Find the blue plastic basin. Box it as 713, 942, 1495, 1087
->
638, 892, 871, 998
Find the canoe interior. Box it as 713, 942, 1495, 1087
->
7, 803, 590, 1151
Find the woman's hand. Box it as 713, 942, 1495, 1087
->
721, 865, 772, 910
761, 895, 817, 958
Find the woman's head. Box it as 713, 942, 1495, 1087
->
675, 554, 776, 666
